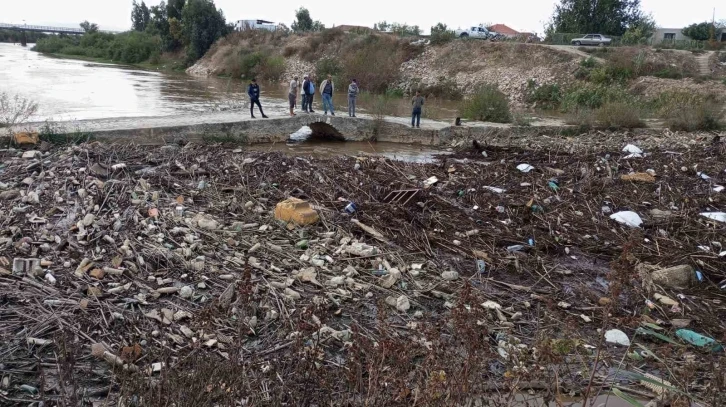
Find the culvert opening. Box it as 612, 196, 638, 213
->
288, 123, 345, 143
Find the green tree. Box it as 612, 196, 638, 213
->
181, 0, 228, 62
549, 0, 647, 36
621, 13, 655, 44
166, 0, 185, 21
131, 0, 151, 32
682, 22, 713, 41
374, 21, 390, 32
430, 23, 455, 44
80, 20, 99, 34
292, 7, 321, 32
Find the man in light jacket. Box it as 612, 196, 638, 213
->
347, 79, 359, 117
320, 75, 335, 116
288, 76, 298, 117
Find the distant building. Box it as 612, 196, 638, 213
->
652, 28, 692, 43
334, 25, 374, 34
235, 19, 277, 32
488, 24, 537, 40
652, 27, 726, 44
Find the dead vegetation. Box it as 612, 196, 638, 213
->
1, 138, 726, 405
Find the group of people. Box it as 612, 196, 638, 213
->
247, 76, 426, 128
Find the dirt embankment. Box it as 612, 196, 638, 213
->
187, 30, 726, 104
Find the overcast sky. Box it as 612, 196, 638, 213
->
2, 0, 722, 34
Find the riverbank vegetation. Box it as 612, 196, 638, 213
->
0, 29, 48, 44
33, 0, 229, 67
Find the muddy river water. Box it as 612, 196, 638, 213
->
0, 43, 459, 122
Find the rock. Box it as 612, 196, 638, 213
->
0, 190, 20, 201
395, 295, 411, 312
274, 198, 319, 226
380, 268, 401, 288
598, 297, 612, 306
89, 268, 105, 279
82, 213, 95, 227
179, 285, 193, 299
22, 150, 40, 159
649, 209, 673, 221
651, 264, 695, 288
441, 270, 459, 281
91, 343, 106, 357
89, 163, 109, 177
197, 217, 219, 230
621, 172, 655, 183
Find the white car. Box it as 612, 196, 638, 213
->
455, 26, 492, 39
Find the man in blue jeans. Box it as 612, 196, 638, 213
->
320, 74, 335, 116
411, 90, 424, 128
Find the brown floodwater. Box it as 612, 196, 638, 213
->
0, 43, 460, 122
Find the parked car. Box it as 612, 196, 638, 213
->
455, 26, 492, 39
571, 34, 612, 46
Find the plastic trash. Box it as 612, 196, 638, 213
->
506, 245, 526, 253
701, 212, 726, 223
516, 164, 534, 173
622, 144, 643, 154
676, 329, 724, 352
605, 329, 631, 346
697, 172, 711, 180
610, 211, 643, 228
483, 186, 505, 194
714, 186, 725, 193
548, 180, 559, 191
423, 176, 438, 188
345, 202, 357, 214
476, 260, 486, 274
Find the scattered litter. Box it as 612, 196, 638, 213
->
423, 176, 439, 188
622, 144, 643, 154
610, 211, 643, 228
605, 329, 631, 346
676, 329, 723, 352
700, 212, 726, 223
516, 164, 534, 173
483, 186, 505, 194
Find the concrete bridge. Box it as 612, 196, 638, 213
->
6, 110, 568, 147
0, 22, 119, 35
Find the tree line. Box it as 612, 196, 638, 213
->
33, 0, 230, 65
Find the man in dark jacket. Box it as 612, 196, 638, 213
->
301, 74, 313, 113
247, 78, 268, 119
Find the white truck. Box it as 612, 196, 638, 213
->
455, 25, 493, 39
235, 19, 278, 32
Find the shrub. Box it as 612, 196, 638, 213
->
416, 77, 463, 100
560, 83, 631, 112
238, 51, 264, 79
460, 84, 511, 123
564, 108, 594, 132
315, 58, 343, 80
661, 102, 723, 131
259, 56, 286, 80
580, 57, 597, 68
430, 23, 456, 45
595, 102, 645, 129
1, 92, 38, 128
526, 83, 562, 110
653, 67, 683, 79
341, 35, 402, 93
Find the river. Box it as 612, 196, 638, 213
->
0, 43, 459, 122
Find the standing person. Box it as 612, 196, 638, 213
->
247, 78, 268, 119
411, 90, 425, 128
308, 75, 316, 113
320, 74, 335, 116
301, 74, 311, 113
347, 79, 359, 117
288, 76, 299, 116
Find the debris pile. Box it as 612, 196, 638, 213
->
0, 140, 725, 404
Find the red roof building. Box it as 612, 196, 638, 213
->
488, 24, 521, 37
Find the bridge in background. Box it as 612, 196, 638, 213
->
0, 22, 119, 35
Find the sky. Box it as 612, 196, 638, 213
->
1, 0, 722, 34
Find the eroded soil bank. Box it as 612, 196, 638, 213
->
1, 138, 725, 406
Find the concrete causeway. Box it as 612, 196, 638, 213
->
7, 110, 568, 146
